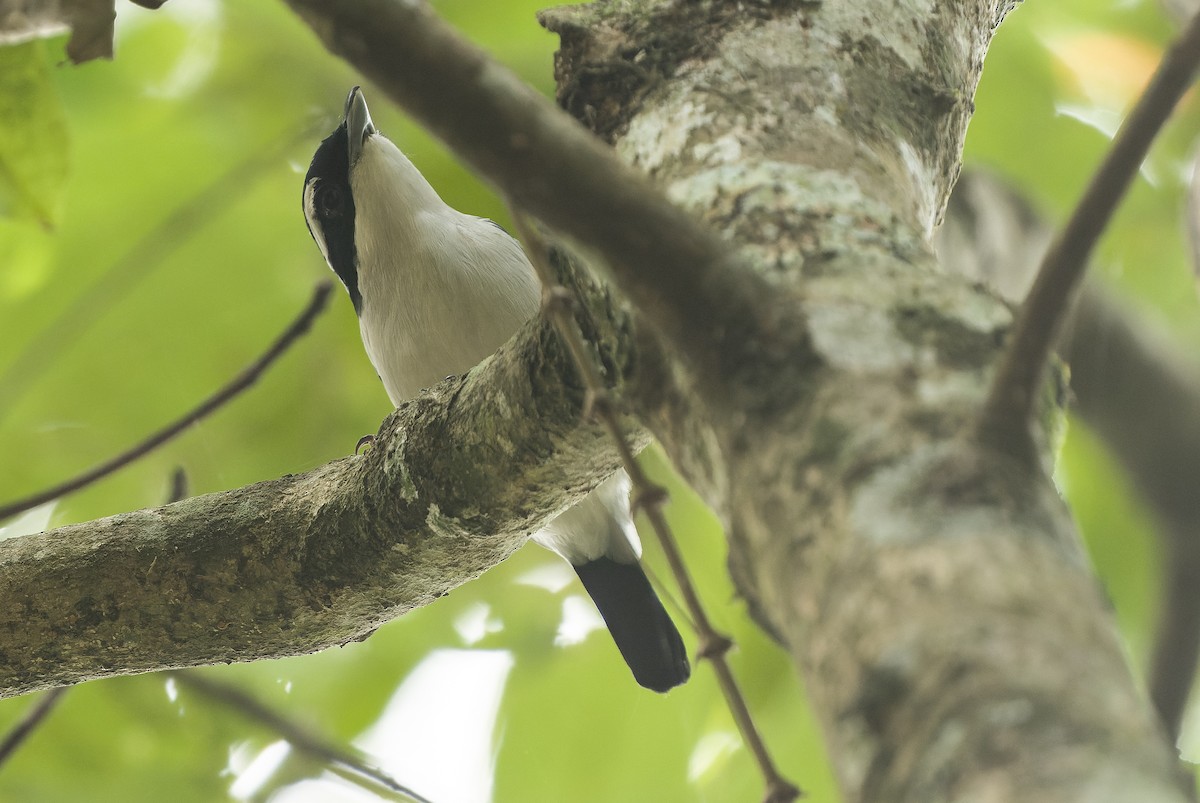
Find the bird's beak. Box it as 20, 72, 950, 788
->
344, 86, 376, 167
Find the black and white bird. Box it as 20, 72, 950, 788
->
302, 86, 690, 693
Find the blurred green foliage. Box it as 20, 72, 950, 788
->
0, 0, 1195, 800
0, 41, 68, 229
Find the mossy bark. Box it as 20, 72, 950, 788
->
540, 1, 1184, 801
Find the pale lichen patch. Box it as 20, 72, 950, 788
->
618, 98, 713, 173
425, 503, 462, 539
808, 303, 917, 373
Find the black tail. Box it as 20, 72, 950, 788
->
573, 557, 691, 692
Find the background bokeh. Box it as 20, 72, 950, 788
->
0, 0, 1196, 800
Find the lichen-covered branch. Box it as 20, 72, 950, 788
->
0, 283, 646, 698
539, 1, 1186, 801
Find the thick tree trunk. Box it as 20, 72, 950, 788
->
537, 2, 1185, 801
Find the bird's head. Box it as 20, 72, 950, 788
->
303, 87, 448, 316
303, 86, 376, 313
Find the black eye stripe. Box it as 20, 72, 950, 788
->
303, 121, 362, 313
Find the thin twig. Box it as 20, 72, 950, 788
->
976, 9, 1200, 460
0, 687, 68, 770
0, 122, 321, 423
0, 282, 334, 523
170, 671, 433, 803
508, 209, 800, 803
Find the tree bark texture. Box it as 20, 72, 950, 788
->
0, 260, 646, 696
537, 1, 1186, 801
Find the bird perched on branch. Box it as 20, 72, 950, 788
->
302, 86, 689, 692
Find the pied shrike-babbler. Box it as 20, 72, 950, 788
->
301, 87, 690, 693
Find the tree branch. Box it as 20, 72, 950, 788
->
0, 687, 67, 769
0, 280, 649, 697
977, 10, 1200, 461
0, 282, 335, 523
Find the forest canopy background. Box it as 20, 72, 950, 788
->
0, 0, 1197, 801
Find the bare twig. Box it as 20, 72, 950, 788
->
976, 9, 1200, 460
0, 282, 334, 523
0, 687, 68, 770
508, 210, 800, 803
170, 671, 433, 803
0, 123, 319, 423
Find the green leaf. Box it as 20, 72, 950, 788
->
0, 218, 54, 300
0, 41, 69, 229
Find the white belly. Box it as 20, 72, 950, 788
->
355, 212, 541, 404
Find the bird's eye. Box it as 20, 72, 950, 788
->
316, 184, 345, 218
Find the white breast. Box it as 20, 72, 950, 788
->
350, 137, 540, 404
348, 133, 636, 566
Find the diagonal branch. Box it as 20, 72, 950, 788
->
0, 282, 335, 523
976, 10, 1200, 460
171, 671, 433, 803
0, 273, 653, 699
0, 687, 67, 769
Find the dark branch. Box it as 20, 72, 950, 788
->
0, 687, 68, 769
171, 672, 433, 803
0, 283, 334, 523
0, 123, 317, 422
976, 10, 1200, 460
